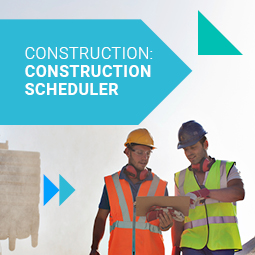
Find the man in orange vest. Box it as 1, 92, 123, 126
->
89, 128, 173, 255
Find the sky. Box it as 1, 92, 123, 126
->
0, 0, 255, 254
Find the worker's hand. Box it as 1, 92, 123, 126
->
186, 188, 210, 209
146, 206, 184, 222
159, 211, 173, 231
172, 246, 181, 255
89, 249, 100, 255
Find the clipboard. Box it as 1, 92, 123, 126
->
136, 196, 190, 216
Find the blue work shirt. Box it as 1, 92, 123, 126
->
99, 167, 168, 210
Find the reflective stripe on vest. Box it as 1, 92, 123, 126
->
110, 221, 161, 234
184, 216, 238, 230
112, 172, 130, 221
220, 161, 227, 188
138, 174, 160, 223
178, 170, 186, 196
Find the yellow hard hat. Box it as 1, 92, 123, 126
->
124, 128, 156, 149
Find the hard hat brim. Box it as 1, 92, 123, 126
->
125, 142, 156, 150
177, 133, 207, 149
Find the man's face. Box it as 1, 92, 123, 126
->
127, 144, 152, 171
183, 140, 208, 165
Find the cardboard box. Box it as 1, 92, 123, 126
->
136, 196, 190, 216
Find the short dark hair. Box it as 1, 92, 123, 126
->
199, 136, 207, 145
126, 143, 136, 149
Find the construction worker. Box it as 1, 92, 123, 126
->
171, 121, 245, 255
89, 128, 173, 255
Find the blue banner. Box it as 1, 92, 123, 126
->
0, 20, 191, 124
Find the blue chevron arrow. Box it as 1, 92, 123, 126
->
59, 175, 75, 206
43, 175, 59, 205
0, 20, 191, 125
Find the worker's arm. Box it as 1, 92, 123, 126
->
187, 179, 245, 207
171, 220, 184, 255
89, 208, 110, 255
208, 178, 245, 202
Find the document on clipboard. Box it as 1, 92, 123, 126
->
136, 196, 190, 216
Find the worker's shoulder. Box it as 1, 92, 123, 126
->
213, 159, 236, 168
213, 158, 236, 163
174, 167, 188, 175
151, 172, 167, 183
104, 170, 121, 178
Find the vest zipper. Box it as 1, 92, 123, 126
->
203, 200, 210, 248
132, 203, 136, 255
132, 183, 142, 255
193, 172, 210, 248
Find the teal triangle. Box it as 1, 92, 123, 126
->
44, 175, 59, 205
198, 11, 242, 55
59, 175, 75, 205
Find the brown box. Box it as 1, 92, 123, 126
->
136, 196, 190, 216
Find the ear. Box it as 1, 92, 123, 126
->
124, 147, 130, 157
203, 140, 209, 150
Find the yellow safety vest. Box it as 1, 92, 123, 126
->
175, 160, 242, 251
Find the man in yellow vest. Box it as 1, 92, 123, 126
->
90, 128, 173, 255
171, 121, 245, 255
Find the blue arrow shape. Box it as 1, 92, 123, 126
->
43, 175, 59, 206
59, 175, 75, 206
0, 20, 191, 125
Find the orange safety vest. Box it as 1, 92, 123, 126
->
105, 171, 167, 255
